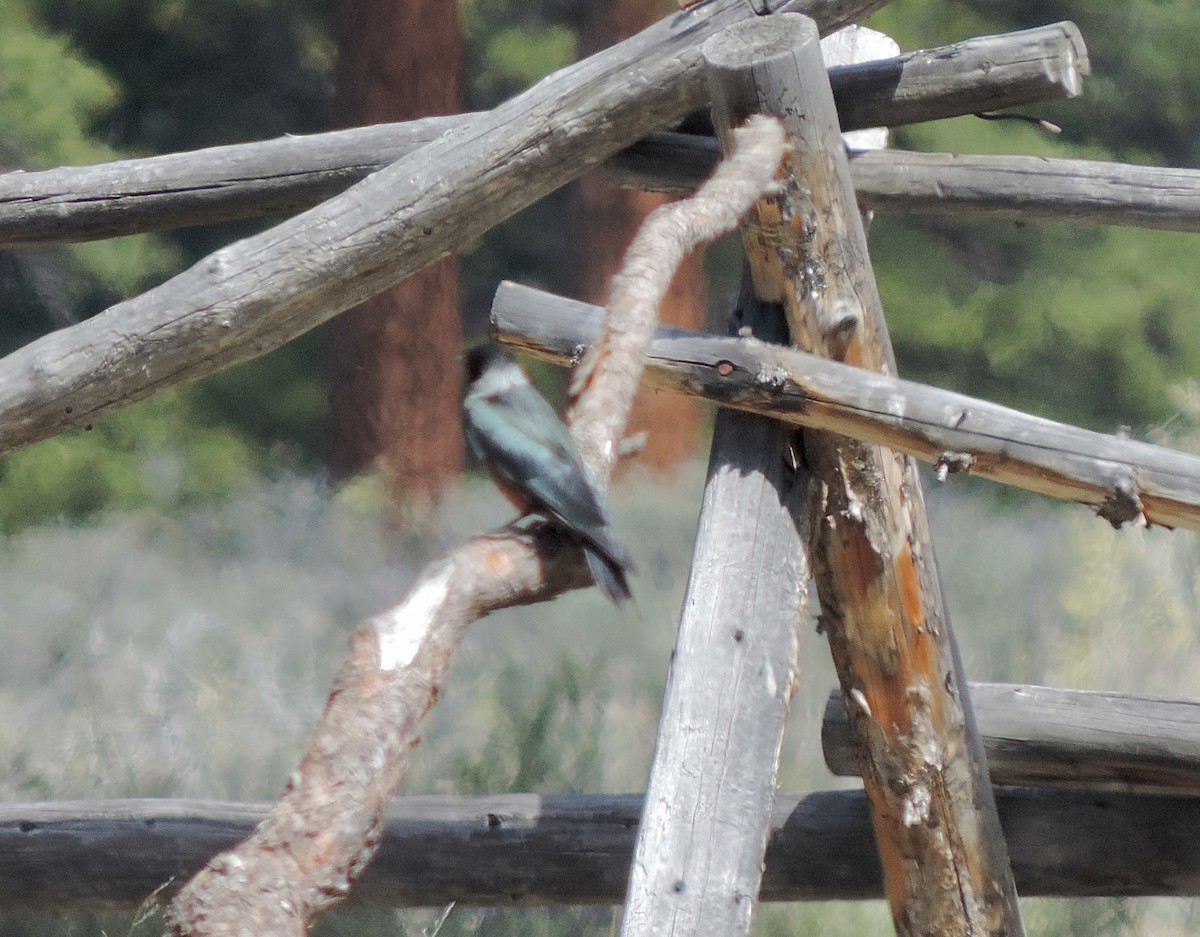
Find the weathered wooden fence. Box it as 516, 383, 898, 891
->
4, 0, 1200, 935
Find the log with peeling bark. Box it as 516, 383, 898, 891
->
0, 23, 1084, 247
704, 15, 1024, 937
620, 279, 811, 937
1, 788, 1199, 911
492, 281, 1200, 533
824, 684, 1200, 795
0, 0, 888, 464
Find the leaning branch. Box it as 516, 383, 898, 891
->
492, 282, 1200, 533
164, 117, 788, 937
0, 23, 1082, 246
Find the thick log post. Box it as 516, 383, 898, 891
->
619, 281, 810, 937
703, 15, 1024, 937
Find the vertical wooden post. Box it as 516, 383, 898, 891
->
619, 281, 811, 937
704, 15, 1025, 937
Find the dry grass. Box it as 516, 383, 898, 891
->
2, 423, 1199, 935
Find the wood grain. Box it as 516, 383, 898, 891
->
620, 280, 810, 937
493, 281, 1200, 533
824, 683, 1200, 795
0, 0, 891, 460
1, 790, 1199, 909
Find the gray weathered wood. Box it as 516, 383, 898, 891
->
704, 16, 1023, 937
493, 281, 1200, 533
825, 684, 1200, 795
620, 281, 810, 937
612, 140, 1200, 233
2, 790, 1200, 910
0, 23, 1083, 247
0, 0, 892, 461
830, 21, 1086, 132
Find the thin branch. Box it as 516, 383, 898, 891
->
164, 117, 787, 937
568, 116, 788, 481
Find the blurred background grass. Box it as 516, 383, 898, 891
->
2, 396, 1200, 935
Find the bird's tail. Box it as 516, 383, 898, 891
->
584, 543, 634, 604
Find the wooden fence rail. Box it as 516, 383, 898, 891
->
614, 137, 1200, 233
824, 684, 1200, 795
492, 281, 1200, 533
0, 23, 1083, 247
1, 788, 1198, 911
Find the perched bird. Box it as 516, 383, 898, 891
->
463, 344, 634, 603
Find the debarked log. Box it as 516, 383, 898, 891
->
0, 0, 893, 458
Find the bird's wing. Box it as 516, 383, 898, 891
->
464, 391, 614, 542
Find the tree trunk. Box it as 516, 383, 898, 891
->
330, 0, 464, 502
574, 0, 706, 472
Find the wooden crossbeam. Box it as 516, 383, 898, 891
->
0, 23, 1084, 247
0, 0, 892, 461
613, 139, 1200, 233
824, 684, 1200, 795
492, 282, 1200, 533
0, 789, 1198, 910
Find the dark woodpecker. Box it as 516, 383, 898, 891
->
463, 344, 634, 603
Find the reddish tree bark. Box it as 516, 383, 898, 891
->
574, 0, 706, 472
330, 0, 464, 502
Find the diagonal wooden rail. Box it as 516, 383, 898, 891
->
619, 278, 811, 937
620, 26, 897, 937
0, 0, 892, 462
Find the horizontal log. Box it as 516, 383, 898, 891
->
612, 139, 1200, 233
492, 281, 1200, 532
1, 788, 1198, 910
824, 684, 1200, 795
0, 24, 1085, 247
